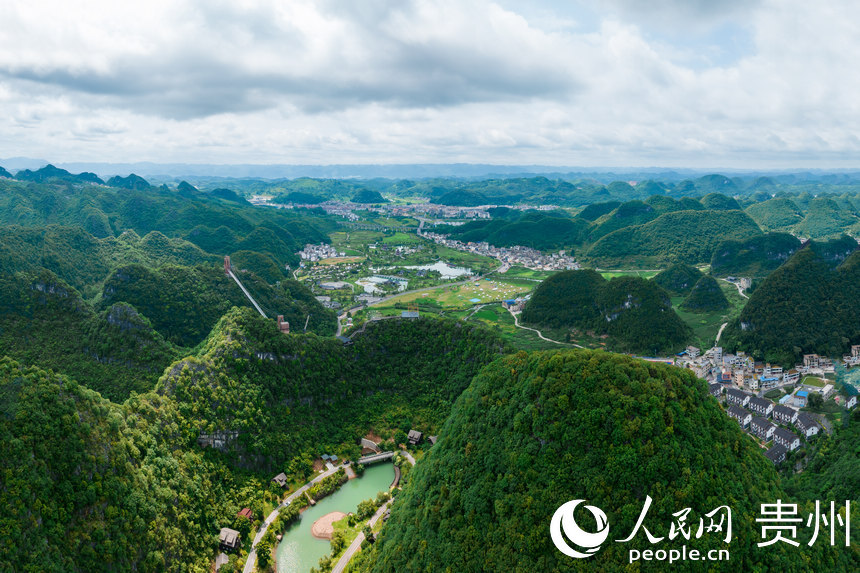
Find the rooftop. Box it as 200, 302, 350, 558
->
765, 444, 787, 463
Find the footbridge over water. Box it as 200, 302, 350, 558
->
357, 451, 394, 465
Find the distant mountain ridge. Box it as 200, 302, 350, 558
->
7, 157, 860, 181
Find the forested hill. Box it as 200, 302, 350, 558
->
360, 350, 852, 572
156, 309, 510, 472
0, 269, 180, 401
0, 224, 217, 297
721, 237, 860, 365
0, 312, 511, 571
0, 356, 254, 572
0, 176, 335, 273
652, 263, 703, 295
100, 263, 335, 346
681, 275, 729, 312
709, 233, 803, 278
522, 270, 690, 354
584, 209, 762, 267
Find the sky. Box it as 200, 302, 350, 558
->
1, 0, 859, 169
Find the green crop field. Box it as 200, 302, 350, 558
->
381, 231, 424, 245
378, 278, 531, 309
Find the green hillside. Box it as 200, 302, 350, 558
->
722, 238, 860, 364
585, 210, 763, 267
156, 309, 509, 471
0, 225, 216, 297
362, 350, 840, 572
681, 276, 729, 312
522, 270, 690, 354
652, 263, 703, 295
0, 356, 265, 572
793, 197, 859, 238
710, 233, 802, 278
0, 177, 334, 271
577, 200, 620, 221
745, 197, 804, 231
588, 200, 659, 241
101, 263, 335, 346
440, 211, 589, 251
700, 192, 742, 210
352, 189, 388, 203
0, 269, 179, 401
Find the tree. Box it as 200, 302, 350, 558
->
256, 535, 273, 570
808, 392, 824, 409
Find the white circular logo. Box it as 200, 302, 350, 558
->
550, 499, 609, 558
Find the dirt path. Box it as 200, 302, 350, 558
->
508, 309, 583, 348
715, 322, 728, 343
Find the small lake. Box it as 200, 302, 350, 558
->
276, 463, 393, 572
403, 261, 472, 279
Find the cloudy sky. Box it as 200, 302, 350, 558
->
1, 0, 859, 168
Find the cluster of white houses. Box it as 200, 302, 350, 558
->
678, 346, 841, 392
299, 243, 346, 262
714, 385, 825, 465
419, 230, 580, 271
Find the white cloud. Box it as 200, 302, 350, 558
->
1, 0, 860, 167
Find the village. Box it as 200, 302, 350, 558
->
671, 344, 860, 467
418, 230, 580, 272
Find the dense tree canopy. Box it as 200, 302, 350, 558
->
522, 270, 690, 354
364, 350, 852, 572
681, 276, 730, 312
652, 263, 703, 295
722, 238, 860, 364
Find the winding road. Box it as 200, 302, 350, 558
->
721, 278, 749, 299
242, 464, 343, 573
508, 309, 583, 348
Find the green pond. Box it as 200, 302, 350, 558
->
276, 463, 393, 572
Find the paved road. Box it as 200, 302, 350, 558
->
721, 278, 749, 299
331, 500, 392, 573
242, 465, 343, 573
715, 322, 728, 343
399, 449, 416, 467
508, 309, 583, 348
330, 451, 417, 573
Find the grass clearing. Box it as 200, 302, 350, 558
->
801, 376, 827, 388
463, 304, 564, 351
381, 232, 424, 245
380, 279, 531, 308
670, 280, 747, 349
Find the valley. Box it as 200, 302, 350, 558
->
1, 167, 859, 573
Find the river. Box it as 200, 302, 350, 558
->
276, 463, 393, 572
